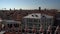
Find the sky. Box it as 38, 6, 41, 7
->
0, 0, 60, 10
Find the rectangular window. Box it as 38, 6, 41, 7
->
34, 19, 38, 22
27, 23, 33, 26
27, 19, 33, 22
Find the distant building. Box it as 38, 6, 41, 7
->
22, 13, 54, 31
39, 7, 41, 11
1, 20, 21, 29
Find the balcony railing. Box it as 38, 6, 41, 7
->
0, 24, 60, 34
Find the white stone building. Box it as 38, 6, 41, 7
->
22, 13, 54, 31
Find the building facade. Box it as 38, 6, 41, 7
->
22, 13, 54, 31
54, 12, 60, 26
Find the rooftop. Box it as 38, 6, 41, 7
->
23, 13, 53, 19
1, 20, 21, 24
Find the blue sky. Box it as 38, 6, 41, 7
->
0, 0, 60, 10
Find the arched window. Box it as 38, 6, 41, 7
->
14, 24, 19, 27
8, 24, 12, 28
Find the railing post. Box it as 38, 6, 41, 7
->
0, 23, 2, 31
18, 23, 22, 34
11, 24, 15, 32
54, 25, 60, 34
32, 25, 36, 34
47, 25, 52, 34
24, 25, 29, 34
39, 25, 44, 34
